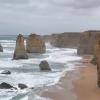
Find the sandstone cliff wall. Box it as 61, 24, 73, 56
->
77, 30, 100, 55
50, 32, 81, 48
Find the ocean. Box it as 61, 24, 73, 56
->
0, 35, 82, 100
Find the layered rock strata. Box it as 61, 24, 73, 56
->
13, 34, 28, 59
50, 32, 81, 48
77, 30, 100, 55
26, 34, 46, 53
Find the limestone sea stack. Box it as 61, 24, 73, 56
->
94, 40, 100, 88
26, 34, 46, 53
0, 44, 3, 52
13, 34, 28, 59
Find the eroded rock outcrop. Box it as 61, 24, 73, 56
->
39, 60, 51, 71
0, 82, 14, 89
1, 70, 11, 75
26, 34, 46, 53
50, 32, 81, 48
13, 34, 28, 59
18, 83, 28, 89
77, 30, 100, 55
41, 35, 52, 42
0, 44, 3, 52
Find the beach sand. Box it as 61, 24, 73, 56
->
39, 69, 79, 100
74, 63, 100, 100
34, 55, 100, 100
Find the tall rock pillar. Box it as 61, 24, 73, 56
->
13, 34, 28, 59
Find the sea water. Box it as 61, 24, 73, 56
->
0, 35, 82, 100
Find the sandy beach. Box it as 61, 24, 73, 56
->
35, 55, 100, 100
74, 63, 100, 100
37, 59, 83, 100
39, 69, 79, 100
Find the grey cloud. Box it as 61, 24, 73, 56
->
0, 0, 100, 35
70, 0, 100, 9
0, 0, 29, 4
51, 0, 100, 9
0, 0, 100, 13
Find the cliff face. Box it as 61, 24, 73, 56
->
94, 41, 100, 88
13, 34, 28, 59
77, 31, 100, 55
50, 32, 81, 48
26, 34, 46, 53
41, 35, 52, 42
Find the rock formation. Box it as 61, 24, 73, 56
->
94, 40, 100, 88
0, 44, 3, 52
77, 30, 100, 55
18, 83, 28, 89
13, 34, 28, 59
0, 82, 14, 89
1, 70, 11, 75
50, 32, 81, 48
90, 57, 97, 65
39, 60, 51, 71
41, 35, 52, 42
26, 33, 46, 53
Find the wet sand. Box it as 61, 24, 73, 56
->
74, 63, 100, 100
39, 69, 79, 100
34, 55, 100, 100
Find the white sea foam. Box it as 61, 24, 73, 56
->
43, 48, 81, 63
3, 49, 14, 53
0, 60, 22, 68
0, 40, 82, 100
0, 40, 15, 43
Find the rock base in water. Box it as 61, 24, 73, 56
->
39, 60, 51, 71
18, 83, 28, 89
1, 70, 11, 75
0, 82, 14, 89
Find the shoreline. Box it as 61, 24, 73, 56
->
38, 69, 80, 100
30, 55, 95, 100
30, 56, 89, 100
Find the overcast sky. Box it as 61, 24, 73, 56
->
0, 0, 100, 35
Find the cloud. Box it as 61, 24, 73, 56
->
0, 0, 100, 34
0, 0, 100, 14
0, 0, 29, 4
70, 0, 100, 9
